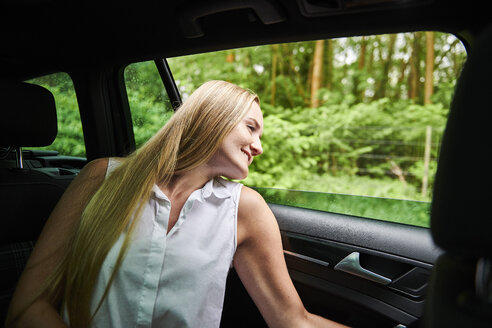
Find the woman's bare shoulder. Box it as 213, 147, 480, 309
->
76, 157, 111, 183
237, 186, 277, 245
35, 157, 110, 247
238, 186, 266, 206
60, 157, 110, 202
81, 157, 109, 176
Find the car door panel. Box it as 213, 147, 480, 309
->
276, 203, 440, 326
221, 203, 441, 327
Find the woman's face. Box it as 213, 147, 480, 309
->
208, 101, 263, 180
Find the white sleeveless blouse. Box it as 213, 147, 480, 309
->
65, 158, 242, 327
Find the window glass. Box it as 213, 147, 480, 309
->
166, 32, 466, 227
124, 61, 174, 148
28, 72, 85, 157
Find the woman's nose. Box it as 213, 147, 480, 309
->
251, 138, 263, 156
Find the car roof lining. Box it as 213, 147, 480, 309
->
0, 0, 487, 80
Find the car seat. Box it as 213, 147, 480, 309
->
0, 80, 72, 324
423, 24, 492, 327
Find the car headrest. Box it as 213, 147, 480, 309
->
430, 25, 492, 257
0, 80, 57, 147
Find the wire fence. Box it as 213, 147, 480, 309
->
310, 125, 445, 195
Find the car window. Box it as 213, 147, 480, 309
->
124, 61, 174, 149
138, 32, 466, 228
28, 72, 85, 157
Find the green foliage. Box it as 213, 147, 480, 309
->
124, 61, 174, 148
243, 96, 448, 203
29, 73, 86, 157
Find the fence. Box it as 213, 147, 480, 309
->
311, 125, 444, 197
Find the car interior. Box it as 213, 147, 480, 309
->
1, 0, 491, 327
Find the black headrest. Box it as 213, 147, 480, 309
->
0, 80, 57, 147
431, 25, 492, 257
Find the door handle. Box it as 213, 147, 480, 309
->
334, 252, 392, 285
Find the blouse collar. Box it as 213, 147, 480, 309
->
152, 177, 232, 202
200, 178, 232, 200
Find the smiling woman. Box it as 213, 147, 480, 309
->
6, 80, 346, 328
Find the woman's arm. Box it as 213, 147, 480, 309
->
234, 186, 348, 328
5, 158, 109, 328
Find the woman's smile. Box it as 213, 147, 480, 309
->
241, 148, 252, 164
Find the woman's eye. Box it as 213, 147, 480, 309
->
247, 125, 255, 132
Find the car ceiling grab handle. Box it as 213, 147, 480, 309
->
334, 252, 392, 285
178, 0, 286, 38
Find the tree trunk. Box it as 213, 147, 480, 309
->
225, 50, 235, 63
310, 40, 324, 108
287, 45, 307, 105
355, 36, 367, 101
424, 31, 435, 105
325, 39, 334, 90
396, 59, 408, 98
408, 32, 422, 101
358, 36, 367, 70
367, 37, 375, 73
421, 125, 432, 196
270, 44, 279, 106
375, 34, 396, 99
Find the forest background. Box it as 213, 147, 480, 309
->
34, 32, 466, 227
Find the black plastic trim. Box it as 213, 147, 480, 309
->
270, 203, 442, 264
155, 58, 182, 110
282, 231, 430, 316
178, 0, 286, 38
290, 269, 418, 326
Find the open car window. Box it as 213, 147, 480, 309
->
125, 31, 466, 228
124, 61, 175, 149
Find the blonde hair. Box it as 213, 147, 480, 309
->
43, 80, 258, 327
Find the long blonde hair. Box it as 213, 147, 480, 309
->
44, 80, 258, 327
